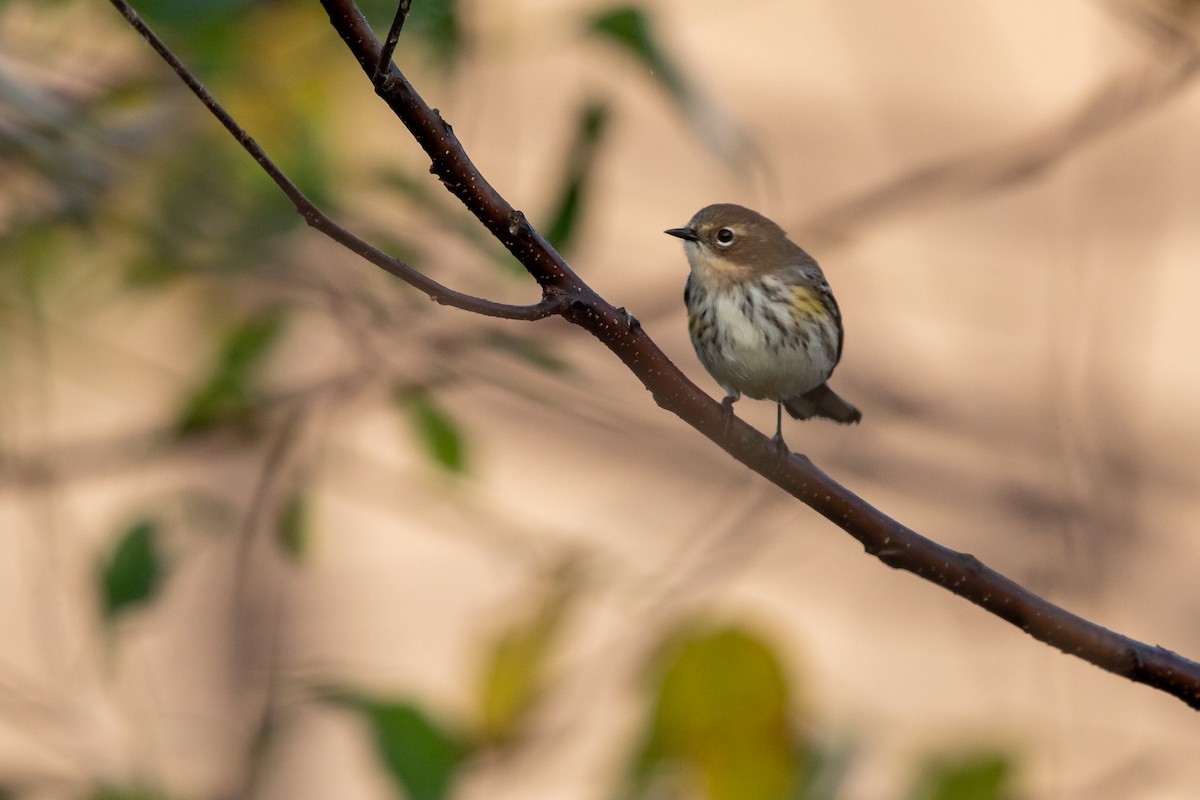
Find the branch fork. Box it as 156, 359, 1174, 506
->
107, 0, 1200, 710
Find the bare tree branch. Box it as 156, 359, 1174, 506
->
373, 0, 412, 84
107, 0, 1200, 709
106, 0, 560, 322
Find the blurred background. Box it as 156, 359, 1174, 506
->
3, 0, 1200, 798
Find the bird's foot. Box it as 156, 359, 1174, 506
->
771, 431, 791, 464
720, 395, 738, 439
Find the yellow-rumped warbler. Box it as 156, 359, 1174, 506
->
666, 203, 861, 445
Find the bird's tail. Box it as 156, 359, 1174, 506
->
783, 384, 862, 425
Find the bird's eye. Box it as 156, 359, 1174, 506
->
715, 228, 735, 246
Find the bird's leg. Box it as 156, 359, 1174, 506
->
772, 401, 791, 457
720, 393, 739, 440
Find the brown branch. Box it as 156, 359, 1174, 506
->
106, 0, 560, 322
107, 0, 1200, 709
373, 0, 412, 84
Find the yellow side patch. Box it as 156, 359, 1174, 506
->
790, 285, 826, 319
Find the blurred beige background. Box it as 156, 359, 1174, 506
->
3, 0, 1200, 798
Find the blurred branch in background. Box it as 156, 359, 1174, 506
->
808, 0, 1200, 234
3, 0, 1200, 799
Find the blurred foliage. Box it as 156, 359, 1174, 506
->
98, 519, 164, 620
91, 787, 173, 800
586, 4, 750, 164
396, 385, 467, 473
587, 6, 688, 104
176, 307, 287, 436
328, 692, 472, 800
903, 751, 1015, 800
400, 0, 463, 68
376, 166, 523, 274
323, 616, 1018, 800
361, 0, 465, 68
484, 330, 573, 374
478, 560, 576, 746
123, 144, 317, 286
277, 489, 309, 560
544, 99, 611, 256
627, 625, 804, 800
0, 1, 1020, 798
621, 623, 1017, 800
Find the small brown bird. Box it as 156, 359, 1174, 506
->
666, 203, 861, 445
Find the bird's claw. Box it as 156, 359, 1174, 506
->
771, 433, 791, 465
720, 395, 737, 439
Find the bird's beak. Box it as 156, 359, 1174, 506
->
664, 226, 700, 242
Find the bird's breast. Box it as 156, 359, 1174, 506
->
686, 275, 838, 401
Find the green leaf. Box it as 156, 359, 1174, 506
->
331, 694, 470, 800
176, 307, 287, 435
277, 491, 308, 561
480, 625, 548, 747
99, 520, 163, 620
396, 387, 466, 473
478, 564, 576, 746
544, 99, 611, 255
91, 787, 171, 800
630, 625, 802, 800
588, 6, 688, 105
587, 4, 750, 164
905, 752, 1015, 800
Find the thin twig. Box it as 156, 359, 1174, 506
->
373, 0, 412, 84
107, 0, 561, 322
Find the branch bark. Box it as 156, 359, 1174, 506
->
106, 0, 558, 321
108, 0, 1200, 710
